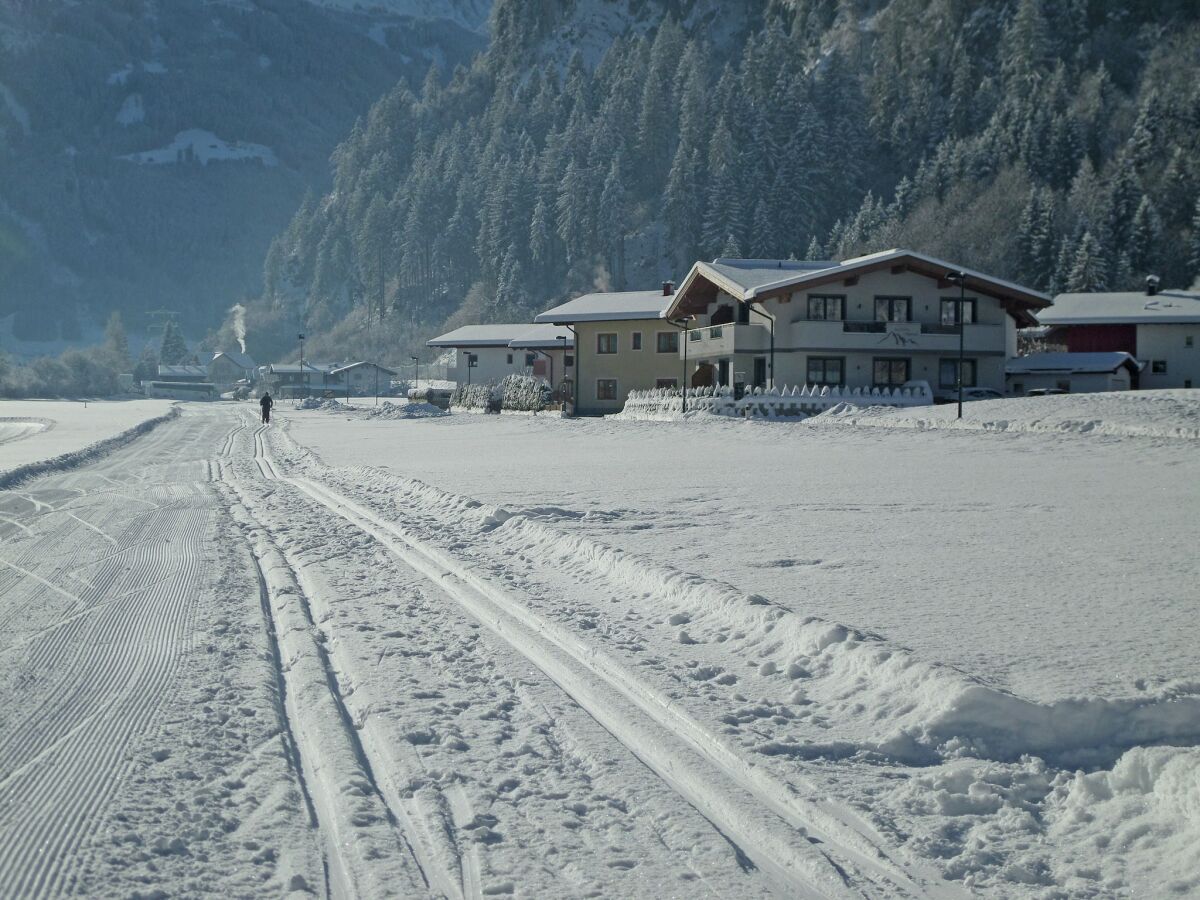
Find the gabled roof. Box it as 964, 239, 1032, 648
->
1039, 290, 1200, 325
157, 364, 208, 378
329, 361, 398, 376
507, 325, 574, 349
667, 250, 1051, 326
211, 350, 255, 370
427, 324, 542, 348
1005, 352, 1144, 375
268, 362, 327, 375
533, 290, 673, 324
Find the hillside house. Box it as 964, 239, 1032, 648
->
1005, 352, 1143, 395
1038, 279, 1200, 390
328, 361, 398, 397
426, 324, 574, 390
664, 250, 1049, 399
208, 351, 256, 390
156, 365, 209, 383
533, 285, 680, 415
263, 363, 334, 398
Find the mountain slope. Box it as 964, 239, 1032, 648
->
252, 0, 1200, 366
0, 0, 487, 343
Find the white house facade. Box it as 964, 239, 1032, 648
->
426, 324, 574, 390
1038, 282, 1200, 390
534, 286, 679, 416
664, 250, 1049, 400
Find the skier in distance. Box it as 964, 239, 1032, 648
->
260, 391, 273, 424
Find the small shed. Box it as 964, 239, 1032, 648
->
1005, 352, 1144, 395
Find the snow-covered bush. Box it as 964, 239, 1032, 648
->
450, 382, 494, 411
617, 382, 933, 420
450, 375, 552, 413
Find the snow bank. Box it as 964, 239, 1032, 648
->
365, 401, 447, 420
0, 405, 178, 488
328, 466, 1200, 769
811, 390, 1200, 440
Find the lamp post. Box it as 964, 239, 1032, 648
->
556, 334, 567, 399
565, 325, 579, 416
744, 302, 775, 389
945, 271, 967, 420
297, 332, 305, 402
411, 355, 420, 400
672, 315, 694, 412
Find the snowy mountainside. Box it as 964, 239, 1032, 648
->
0, 0, 484, 341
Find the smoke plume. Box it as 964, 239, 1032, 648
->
229, 304, 247, 354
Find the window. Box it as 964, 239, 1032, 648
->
656, 331, 679, 353
631, 332, 643, 351
506, 353, 513, 364
1151, 360, 1167, 374
655, 378, 678, 389
939, 358, 977, 388
565, 355, 575, 368
873, 357, 911, 387
688, 329, 702, 342
1186, 336, 1194, 348
875, 296, 912, 322
807, 294, 845, 320
940, 298, 977, 325
807, 357, 844, 386
709, 326, 724, 339
597, 333, 618, 354
525, 353, 536, 367
596, 379, 618, 400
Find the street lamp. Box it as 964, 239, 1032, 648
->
944, 271, 967, 420
297, 332, 305, 402
672, 315, 695, 412
411, 355, 420, 400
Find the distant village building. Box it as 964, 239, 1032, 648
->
147, 365, 215, 400
1038, 279, 1200, 390
534, 285, 679, 415
208, 351, 256, 390
1005, 352, 1143, 395
156, 364, 209, 383
426, 324, 574, 390
328, 361, 398, 396
663, 250, 1048, 401
262, 362, 334, 398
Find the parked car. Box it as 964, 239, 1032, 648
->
934, 387, 1005, 403
1026, 387, 1068, 396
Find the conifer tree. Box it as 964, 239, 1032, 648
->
1189, 196, 1200, 285
1066, 231, 1108, 292
1129, 196, 1161, 275
159, 320, 188, 366
104, 311, 130, 370
701, 119, 743, 258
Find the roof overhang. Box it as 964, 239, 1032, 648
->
665, 250, 1051, 327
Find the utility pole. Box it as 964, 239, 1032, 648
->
298, 332, 305, 402
944, 272, 967, 419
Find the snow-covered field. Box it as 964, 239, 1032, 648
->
0, 393, 1196, 897
0, 399, 175, 482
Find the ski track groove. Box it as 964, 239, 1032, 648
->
0, 415, 209, 898
249, 415, 888, 899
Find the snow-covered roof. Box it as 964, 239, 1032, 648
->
534, 290, 673, 324
668, 249, 1050, 326
330, 361, 398, 376
427, 324, 544, 348
211, 350, 255, 370
268, 362, 329, 374
507, 325, 575, 349
157, 364, 208, 378
1005, 352, 1144, 375
1039, 290, 1200, 325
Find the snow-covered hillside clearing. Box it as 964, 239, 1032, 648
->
0, 392, 1195, 897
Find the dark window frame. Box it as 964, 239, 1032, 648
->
807, 294, 845, 320
1151, 359, 1167, 374
656, 331, 680, 353
873, 356, 911, 387
596, 378, 618, 400
596, 333, 618, 354
655, 377, 679, 389
874, 296, 912, 322
631, 332, 643, 351
940, 297, 978, 326
807, 356, 845, 386
939, 358, 977, 388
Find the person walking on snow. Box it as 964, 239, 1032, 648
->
260, 391, 273, 424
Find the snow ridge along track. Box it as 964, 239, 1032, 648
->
0, 406, 180, 489
251, 415, 953, 899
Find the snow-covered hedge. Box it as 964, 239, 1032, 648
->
450, 375, 553, 413
618, 382, 933, 420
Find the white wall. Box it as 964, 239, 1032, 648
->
573, 320, 684, 414
1005, 370, 1130, 394
1137, 324, 1200, 390
450, 346, 573, 389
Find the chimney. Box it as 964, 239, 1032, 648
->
662, 281, 675, 296
1146, 275, 1160, 296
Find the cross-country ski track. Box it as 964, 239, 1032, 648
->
0, 404, 967, 898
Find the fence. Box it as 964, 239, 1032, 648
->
619, 382, 933, 420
